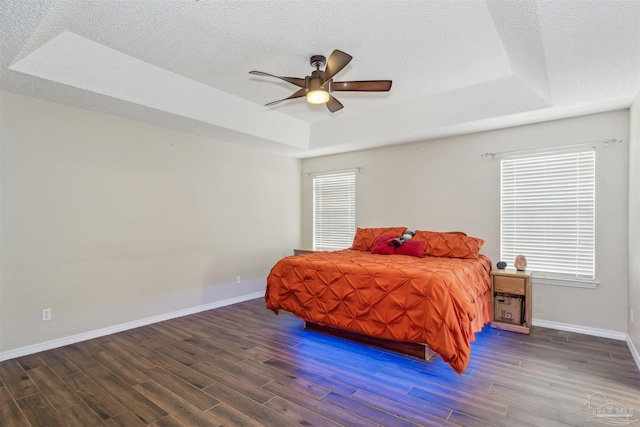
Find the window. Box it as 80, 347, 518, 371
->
313, 171, 356, 250
500, 149, 595, 281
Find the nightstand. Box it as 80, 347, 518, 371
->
293, 248, 322, 255
490, 269, 532, 334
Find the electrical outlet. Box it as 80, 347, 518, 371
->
42, 308, 52, 322
236, 275, 241, 285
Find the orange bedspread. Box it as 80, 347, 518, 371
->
265, 249, 493, 373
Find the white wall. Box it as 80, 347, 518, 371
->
629, 92, 640, 357
302, 110, 629, 333
0, 91, 301, 354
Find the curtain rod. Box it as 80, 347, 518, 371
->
303, 167, 363, 177
481, 138, 623, 160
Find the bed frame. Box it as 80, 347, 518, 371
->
304, 321, 437, 360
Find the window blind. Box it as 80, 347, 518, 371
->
500, 149, 595, 279
313, 171, 356, 250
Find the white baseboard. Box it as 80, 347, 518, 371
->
0, 292, 264, 362
533, 318, 640, 372
532, 318, 627, 340
627, 335, 640, 371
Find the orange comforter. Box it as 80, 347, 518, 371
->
265, 249, 493, 373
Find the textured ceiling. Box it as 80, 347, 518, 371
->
2, 0, 639, 158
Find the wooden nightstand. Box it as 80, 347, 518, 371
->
490, 269, 532, 334
293, 248, 322, 255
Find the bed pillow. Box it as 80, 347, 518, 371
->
394, 240, 425, 258
413, 230, 467, 240
371, 236, 396, 255
371, 234, 398, 248
351, 227, 407, 251
371, 235, 425, 257
412, 230, 484, 259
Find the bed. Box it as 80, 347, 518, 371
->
265, 227, 492, 374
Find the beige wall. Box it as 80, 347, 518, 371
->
0, 91, 301, 354
629, 92, 640, 356
1, 89, 634, 357
302, 110, 630, 332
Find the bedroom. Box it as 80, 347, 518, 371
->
1, 0, 639, 425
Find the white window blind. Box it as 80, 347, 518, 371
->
313, 171, 356, 250
500, 149, 595, 279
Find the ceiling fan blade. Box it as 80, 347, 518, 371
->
322, 50, 352, 85
264, 88, 307, 106
332, 80, 392, 92
249, 71, 305, 88
326, 95, 344, 113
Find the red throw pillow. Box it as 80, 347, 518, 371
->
372, 236, 425, 257
372, 234, 398, 248
394, 240, 425, 258
350, 227, 407, 251
371, 239, 395, 255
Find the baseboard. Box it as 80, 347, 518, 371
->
0, 291, 264, 362
532, 318, 640, 372
532, 318, 627, 341
627, 335, 640, 372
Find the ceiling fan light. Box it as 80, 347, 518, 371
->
307, 89, 330, 104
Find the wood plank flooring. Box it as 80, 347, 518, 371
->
1, 297, 638, 426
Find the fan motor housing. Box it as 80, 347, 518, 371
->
310, 55, 326, 68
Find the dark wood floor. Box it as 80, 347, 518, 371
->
1, 298, 638, 427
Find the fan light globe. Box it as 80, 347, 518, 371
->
307, 90, 330, 104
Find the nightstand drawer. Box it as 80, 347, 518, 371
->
493, 275, 525, 295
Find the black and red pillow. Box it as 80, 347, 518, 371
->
371, 234, 425, 258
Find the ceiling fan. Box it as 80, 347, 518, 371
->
249, 49, 392, 113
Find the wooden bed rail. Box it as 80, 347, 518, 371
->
304, 321, 436, 361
